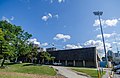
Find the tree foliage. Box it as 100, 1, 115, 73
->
0, 20, 55, 66
0, 28, 4, 41
0, 20, 32, 66
27, 43, 38, 63
40, 52, 55, 64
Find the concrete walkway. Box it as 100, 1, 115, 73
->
102, 68, 120, 78
52, 66, 88, 78
102, 68, 113, 78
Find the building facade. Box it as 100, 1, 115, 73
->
46, 47, 57, 52
48, 47, 99, 68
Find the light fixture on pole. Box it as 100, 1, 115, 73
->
93, 11, 108, 67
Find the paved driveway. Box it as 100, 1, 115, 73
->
52, 66, 88, 78
102, 68, 120, 78
114, 73, 120, 78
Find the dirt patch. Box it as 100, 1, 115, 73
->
0, 72, 65, 78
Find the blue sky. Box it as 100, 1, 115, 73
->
1, 0, 120, 57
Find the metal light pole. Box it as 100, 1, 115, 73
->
93, 11, 108, 67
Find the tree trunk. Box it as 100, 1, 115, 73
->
1, 56, 5, 67
42, 58, 44, 64
31, 58, 34, 63
15, 57, 18, 63
52, 59, 54, 64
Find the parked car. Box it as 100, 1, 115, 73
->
53, 62, 62, 66
116, 69, 120, 74
112, 64, 120, 72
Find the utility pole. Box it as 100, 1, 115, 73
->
93, 11, 108, 67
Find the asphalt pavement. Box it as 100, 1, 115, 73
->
52, 66, 89, 78
114, 73, 120, 78
52, 66, 120, 78
102, 68, 120, 78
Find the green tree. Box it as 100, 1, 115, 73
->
51, 56, 55, 64
0, 28, 4, 41
40, 52, 54, 64
0, 41, 15, 67
0, 28, 4, 59
0, 20, 32, 65
12, 26, 32, 62
27, 43, 38, 63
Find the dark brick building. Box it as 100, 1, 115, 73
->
48, 47, 100, 68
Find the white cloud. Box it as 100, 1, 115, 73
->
10, 16, 14, 20
93, 19, 119, 27
53, 34, 71, 42
19, 0, 30, 3
58, 0, 65, 3
2, 16, 15, 23
96, 33, 116, 39
28, 38, 40, 46
84, 40, 112, 58
50, 0, 53, 3
42, 16, 49, 21
112, 41, 120, 45
54, 14, 59, 19
97, 34, 111, 39
84, 40, 111, 51
105, 19, 118, 26
93, 19, 105, 26
48, 13, 52, 18
41, 13, 58, 21
64, 44, 82, 49
2, 16, 11, 23
118, 18, 120, 21
42, 13, 52, 21
112, 42, 117, 44
41, 42, 48, 46
84, 40, 96, 47
50, 0, 65, 3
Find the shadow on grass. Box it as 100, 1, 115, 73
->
0, 62, 17, 69
4, 62, 17, 65
23, 63, 42, 66
0, 66, 6, 69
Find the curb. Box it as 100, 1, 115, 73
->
70, 69, 91, 78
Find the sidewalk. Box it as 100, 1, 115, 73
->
52, 66, 88, 78
102, 68, 113, 78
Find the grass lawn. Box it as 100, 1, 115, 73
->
0, 63, 57, 78
72, 68, 105, 78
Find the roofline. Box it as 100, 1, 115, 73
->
48, 47, 96, 52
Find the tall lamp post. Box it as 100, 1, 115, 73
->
93, 11, 108, 67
